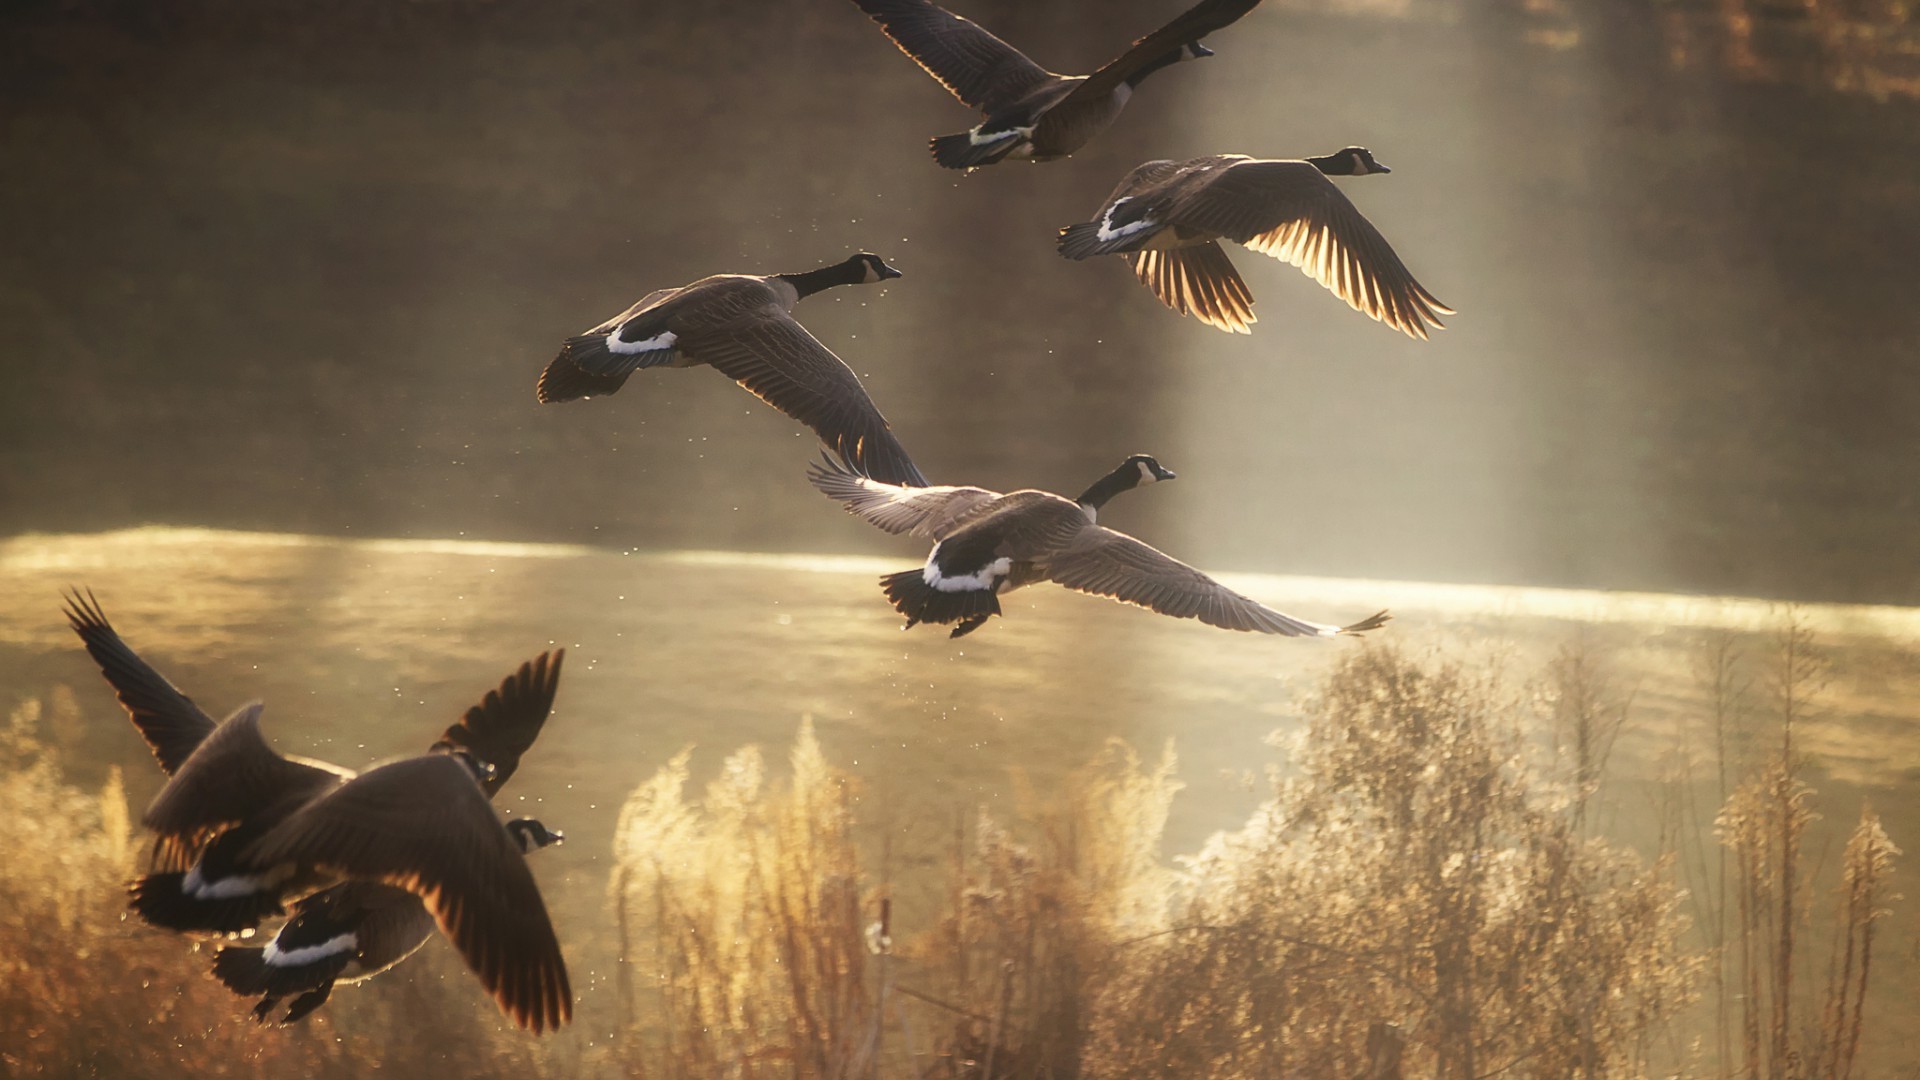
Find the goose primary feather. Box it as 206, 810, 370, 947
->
1058, 149, 1453, 338
850, 0, 1264, 168
537, 252, 927, 486
808, 455, 1390, 638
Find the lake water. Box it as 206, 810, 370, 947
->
4, 526, 1916, 1055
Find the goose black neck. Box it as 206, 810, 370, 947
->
777, 261, 863, 300
1075, 464, 1141, 510
1306, 152, 1349, 175
1124, 48, 1186, 89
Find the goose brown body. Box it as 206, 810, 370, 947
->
1059, 151, 1453, 338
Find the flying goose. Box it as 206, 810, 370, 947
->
236, 754, 572, 1033
849, 0, 1263, 169
64, 593, 572, 1032
1057, 149, 1453, 338
536, 252, 928, 486
209, 652, 565, 1025
808, 454, 1390, 638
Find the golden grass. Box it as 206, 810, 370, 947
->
0, 694, 547, 1079
6, 622, 1908, 1078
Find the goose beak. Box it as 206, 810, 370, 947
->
1184, 41, 1214, 59
1371, 162, 1391, 174
1154, 465, 1177, 481
876, 259, 904, 280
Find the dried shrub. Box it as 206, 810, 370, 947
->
1085, 645, 1698, 1080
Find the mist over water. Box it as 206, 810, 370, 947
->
2, 0, 1917, 603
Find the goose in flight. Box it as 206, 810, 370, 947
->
537, 252, 927, 486
808, 455, 1390, 638
1058, 149, 1452, 338
64, 592, 573, 1033
849, 0, 1264, 169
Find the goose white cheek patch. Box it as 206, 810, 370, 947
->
1096, 198, 1156, 243
264, 932, 358, 968
608, 329, 677, 356
926, 556, 1011, 593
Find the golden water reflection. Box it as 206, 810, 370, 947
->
3, 527, 1917, 1053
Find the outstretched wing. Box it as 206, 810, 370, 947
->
431, 650, 565, 797
144, 703, 349, 839
1044, 527, 1389, 636
243, 755, 572, 1034
1173, 159, 1451, 340
1067, 0, 1264, 102
680, 308, 929, 487
807, 454, 999, 537
850, 0, 1054, 110
64, 589, 217, 775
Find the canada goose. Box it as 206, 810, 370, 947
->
1057, 150, 1453, 338
808, 454, 1390, 638
536, 252, 928, 486
233, 748, 573, 1033
850, 0, 1262, 169
63, 593, 572, 1032
210, 653, 565, 1026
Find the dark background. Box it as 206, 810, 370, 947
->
3, 0, 1917, 604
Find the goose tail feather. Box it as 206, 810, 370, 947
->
536, 340, 636, 404
880, 569, 1001, 634
930, 131, 1017, 170
128, 872, 285, 935
1056, 220, 1143, 260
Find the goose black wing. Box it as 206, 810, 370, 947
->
431, 650, 564, 797
242, 755, 572, 1034
850, 0, 1054, 110
1066, 0, 1264, 103
680, 307, 929, 487
64, 589, 217, 775
1044, 527, 1388, 636
144, 703, 349, 839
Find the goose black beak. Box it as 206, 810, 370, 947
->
1371, 162, 1392, 174
1154, 465, 1178, 481
874, 258, 904, 280
1185, 41, 1214, 59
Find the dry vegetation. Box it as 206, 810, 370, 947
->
605, 637, 1906, 1080
6, 627, 1907, 1078
0, 693, 546, 1079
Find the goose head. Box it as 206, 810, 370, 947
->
1305, 147, 1397, 178
506, 818, 565, 854
1309, 147, 1391, 177
852, 252, 904, 284
1076, 454, 1176, 517
1127, 453, 1177, 485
